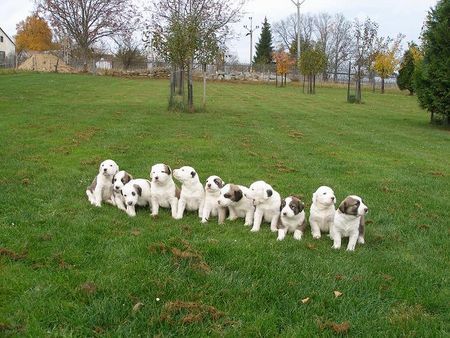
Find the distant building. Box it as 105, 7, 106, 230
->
0, 26, 16, 67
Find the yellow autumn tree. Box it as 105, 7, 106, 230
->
15, 15, 53, 53
373, 34, 403, 93
273, 49, 294, 87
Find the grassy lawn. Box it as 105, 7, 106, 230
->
0, 72, 449, 336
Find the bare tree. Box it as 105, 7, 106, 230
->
352, 17, 379, 103
329, 13, 352, 81
273, 14, 298, 49
314, 12, 333, 79
37, 0, 139, 71
146, 0, 245, 111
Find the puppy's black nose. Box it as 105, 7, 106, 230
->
218, 201, 221, 205
207, 183, 211, 188
155, 176, 159, 180
364, 207, 368, 213
127, 201, 133, 206
331, 196, 335, 201
283, 212, 287, 216
115, 186, 119, 190
103, 168, 107, 172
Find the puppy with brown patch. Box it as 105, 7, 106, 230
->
173, 166, 204, 219
86, 159, 119, 207
277, 196, 306, 241
112, 170, 133, 211
309, 186, 336, 239
121, 179, 152, 217
150, 163, 179, 219
331, 195, 368, 251
218, 184, 254, 226
244, 180, 281, 233
201, 175, 227, 224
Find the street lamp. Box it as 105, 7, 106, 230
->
244, 17, 259, 72
291, 0, 306, 61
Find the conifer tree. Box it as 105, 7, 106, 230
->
253, 17, 274, 65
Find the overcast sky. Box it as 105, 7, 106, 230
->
1, 0, 438, 63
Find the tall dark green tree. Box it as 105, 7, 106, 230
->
397, 42, 420, 95
414, 0, 450, 124
253, 17, 274, 65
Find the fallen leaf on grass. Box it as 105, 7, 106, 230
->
306, 243, 317, 250
334, 291, 343, 298
132, 302, 144, 313
335, 274, 344, 281
79, 282, 97, 295
301, 297, 310, 304
131, 229, 141, 236
417, 224, 430, 230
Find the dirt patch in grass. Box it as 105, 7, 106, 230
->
0, 322, 24, 334
160, 301, 224, 325
317, 319, 350, 334
80, 156, 103, 166
149, 239, 211, 273
389, 303, 430, 326
271, 161, 296, 173
79, 282, 97, 296
288, 130, 304, 139
0, 248, 27, 261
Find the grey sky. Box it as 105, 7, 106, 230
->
1, 0, 438, 62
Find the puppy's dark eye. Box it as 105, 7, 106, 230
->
132, 192, 136, 196
110, 165, 112, 167
124, 194, 127, 197
323, 192, 327, 195
224, 193, 231, 198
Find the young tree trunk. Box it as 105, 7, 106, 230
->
302, 75, 305, 93
187, 60, 194, 111
381, 77, 385, 94
356, 66, 362, 103
202, 64, 207, 107
313, 75, 316, 94
284, 73, 287, 87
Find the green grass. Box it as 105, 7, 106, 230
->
0, 72, 449, 336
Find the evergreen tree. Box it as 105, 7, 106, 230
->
397, 42, 420, 95
414, 0, 450, 124
253, 17, 274, 65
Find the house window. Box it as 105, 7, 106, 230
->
0, 51, 5, 64
0, 36, 3, 43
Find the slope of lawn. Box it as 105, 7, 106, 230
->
0, 72, 449, 336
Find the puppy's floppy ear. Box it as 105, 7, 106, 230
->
266, 189, 273, 198
338, 199, 347, 213
133, 184, 142, 196
280, 199, 286, 211
164, 164, 171, 175
191, 171, 196, 178
233, 189, 243, 202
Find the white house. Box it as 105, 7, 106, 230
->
0, 26, 16, 67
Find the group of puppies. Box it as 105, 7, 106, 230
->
86, 159, 369, 251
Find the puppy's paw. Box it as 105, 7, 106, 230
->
312, 234, 321, 239
346, 244, 356, 251
293, 232, 302, 240
201, 218, 208, 224
332, 244, 341, 250
244, 223, 251, 226
270, 227, 278, 233
94, 202, 101, 208
250, 227, 260, 232
277, 236, 284, 241
357, 236, 365, 244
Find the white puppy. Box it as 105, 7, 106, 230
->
309, 186, 336, 239
150, 163, 179, 218
112, 170, 133, 211
277, 196, 306, 241
86, 159, 119, 207
201, 175, 227, 224
244, 180, 281, 232
332, 195, 368, 251
173, 166, 204, 219
218, 184, 254, 226
121, 179, 152, 217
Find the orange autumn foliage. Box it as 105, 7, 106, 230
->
16, 15, 53, 52
273, 50, 295, 75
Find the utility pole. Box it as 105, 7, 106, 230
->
291, 0, 306, 62
244, 17, 259, 72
